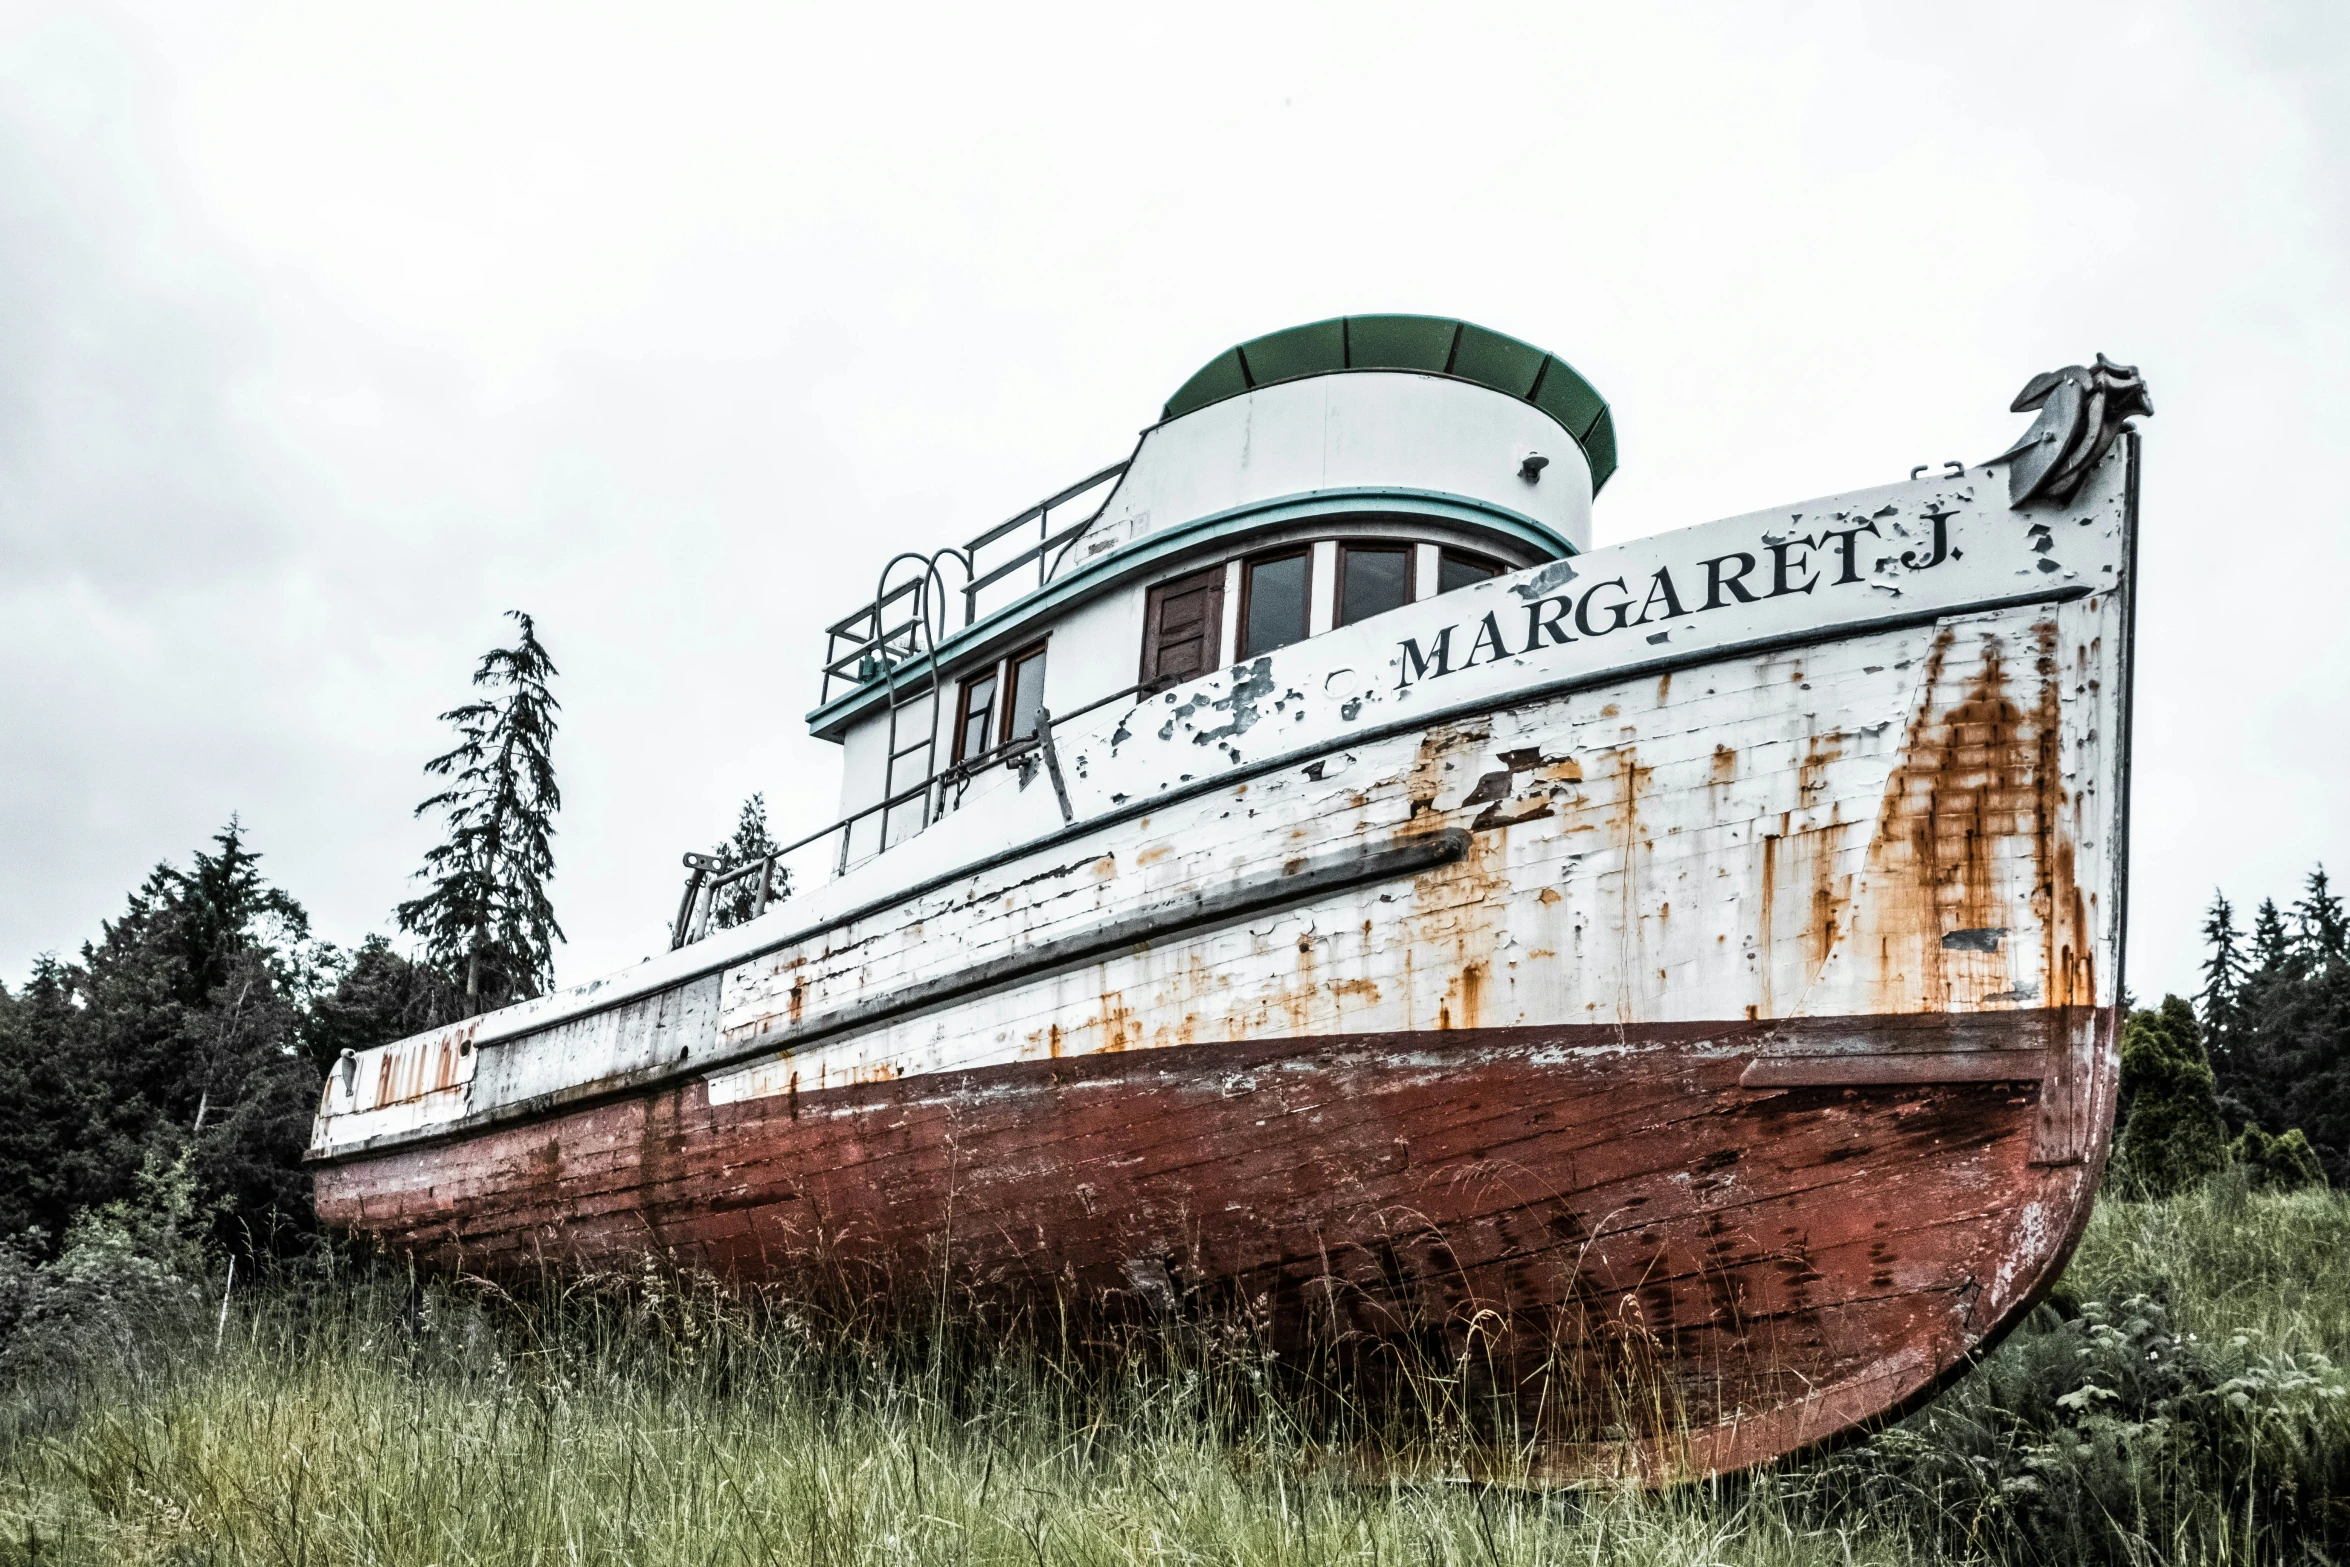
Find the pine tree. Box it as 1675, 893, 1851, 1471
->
709, 793, 786, 930
2250, 898, 2294, 976
2295, 866, 2347, 962
2207, 865, 2350, 1188
397, 612, 565, 1012
0, 961, 84, 1243
2198, 891, 2246, 1053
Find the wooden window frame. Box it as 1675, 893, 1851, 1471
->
1237, 547, 1314, 660
1335, 540, 1418, 629
998, 640, 1050, 745
1139, 564, 1227, 690
951, 665, 1000, 764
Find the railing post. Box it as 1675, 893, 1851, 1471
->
668, 868, 704, 951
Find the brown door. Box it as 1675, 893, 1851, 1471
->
1141, 565, 1224, 688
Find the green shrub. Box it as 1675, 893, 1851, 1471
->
1804, 1289, 2349, 1563
2233, 1123, 2329, 1192
0, 1152, 212, 1450
2116, 994, 2230, 1197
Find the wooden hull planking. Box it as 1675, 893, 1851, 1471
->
319, 1008, 2110, 1478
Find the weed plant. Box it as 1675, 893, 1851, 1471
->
0, 1178, 2344, 1565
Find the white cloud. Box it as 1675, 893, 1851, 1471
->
2, 0, 2344, 1002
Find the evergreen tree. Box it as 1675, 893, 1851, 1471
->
2249, 898, 2294, 977
1, 823, 325, 1256
709, 793, 786, 930
2197, 892, 2246, 1053
0, 962, 84, 1244
302, 935, 466, 1072
2114, 995, 2229, 1198
2295, 866, 2346, 961
2206, 864, 2350, 1187
397, 611, 564, 1013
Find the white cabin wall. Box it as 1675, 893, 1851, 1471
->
1035, 582, 1149, 718
839, 712, 890, 818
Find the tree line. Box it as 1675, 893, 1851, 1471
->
0, 612, 779, 1261
2111, 869, 2347, 1197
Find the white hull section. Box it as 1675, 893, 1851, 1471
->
312, 448, 2132, 1164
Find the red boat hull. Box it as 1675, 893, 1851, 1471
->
316, 1004, 2114, 1478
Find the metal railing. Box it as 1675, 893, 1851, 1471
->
671, 462, 1136, 952
667, 678, 1158, 950
669, 850, 789, 950
817, 462, 1127, 709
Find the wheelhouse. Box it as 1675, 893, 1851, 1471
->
671, 314, 1614, 944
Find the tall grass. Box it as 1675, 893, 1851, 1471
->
0, 1181, 2344, 1565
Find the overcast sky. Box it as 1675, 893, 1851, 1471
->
3, 0, 2344, 1004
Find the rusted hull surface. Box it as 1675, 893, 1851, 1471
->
313, 445, 2136, 1479
316, 1006, 2113, 1477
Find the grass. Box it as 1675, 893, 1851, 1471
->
0, 1179, 2344, 1565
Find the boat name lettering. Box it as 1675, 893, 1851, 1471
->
1395, 519, 1900, 688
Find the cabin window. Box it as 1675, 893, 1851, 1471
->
1437, 548, 1503, 595
1241, 550, 1311, 658
1337, 544, 1413, 628
953, 667, 999, 761
1002, 643, 1048, 743
1141, 565, 1224, 688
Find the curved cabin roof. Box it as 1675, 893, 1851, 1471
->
1163, 315, 1616, 494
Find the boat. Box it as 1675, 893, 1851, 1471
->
310, 317, 2147, 1480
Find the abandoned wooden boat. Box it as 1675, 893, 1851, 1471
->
311, 317, 2144, 1479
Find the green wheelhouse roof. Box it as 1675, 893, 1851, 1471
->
1162, 314, 1617, 493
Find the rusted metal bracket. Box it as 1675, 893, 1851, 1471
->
1036, 708, 1075, 823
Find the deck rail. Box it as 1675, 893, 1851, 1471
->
816, 462, 1126, 709
668, 677, 1158, 950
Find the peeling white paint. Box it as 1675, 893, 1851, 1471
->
312, 445, 2130, 1164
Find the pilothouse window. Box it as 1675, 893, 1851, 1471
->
1003, 644, 1048, 743
1241, 551, 1310, 658
1338, 544, 1413, 628
1142, 566, 1224, 688
1438, 549, 1503, 594
1143, 536, 1527, 690
954, 642, 1049, 762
